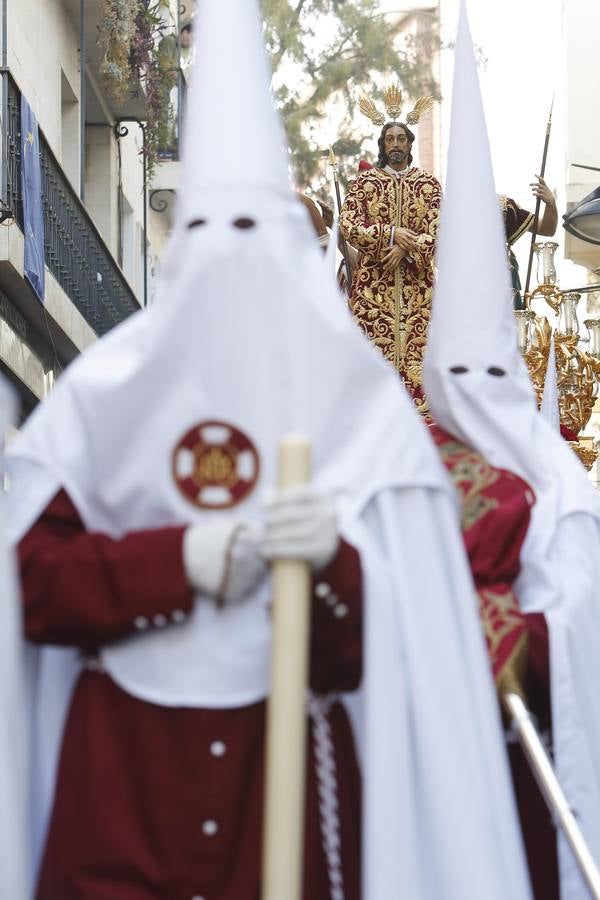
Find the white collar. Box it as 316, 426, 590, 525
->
384, 164, 409, 178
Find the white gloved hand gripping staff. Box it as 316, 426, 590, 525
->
260, 485, 339, 572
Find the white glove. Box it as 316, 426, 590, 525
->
183, 520, 267, 605
259, 485, 339, 572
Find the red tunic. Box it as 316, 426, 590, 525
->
430, 424, 559, 900
19, 490, 362, 900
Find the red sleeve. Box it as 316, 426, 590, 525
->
523, 612, 552, 729
19, 488, 194, 648
309, 539, 363, 695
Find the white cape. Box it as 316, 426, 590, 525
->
517, 510, 600, 900
0, 378, 29, 899
350, 486, 533, 898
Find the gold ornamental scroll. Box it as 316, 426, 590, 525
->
261, 435, 311, 900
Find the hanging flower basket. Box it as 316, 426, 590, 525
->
98, 0, 176, 180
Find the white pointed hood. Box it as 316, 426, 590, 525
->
540, 336, 560, 431
422, 0, 598, 523
178, 0, 291, 217
425, 5, 514, 372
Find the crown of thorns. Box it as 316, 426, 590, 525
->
359, 85, 434, 128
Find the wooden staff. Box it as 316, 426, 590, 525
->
523, 99, 554, 305
328, 146, 353, 292
261, 435, 312, 900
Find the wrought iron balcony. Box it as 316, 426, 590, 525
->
4, 75, 139, 337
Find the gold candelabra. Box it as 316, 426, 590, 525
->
518, 241, 600, 470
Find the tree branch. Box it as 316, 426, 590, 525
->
272, 0, 309, 72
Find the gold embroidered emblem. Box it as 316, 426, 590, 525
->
172, 420, 260, 510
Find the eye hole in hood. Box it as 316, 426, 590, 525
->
487, 366, 506, 377
449, 365, 469, 374
232, 217, 257, 230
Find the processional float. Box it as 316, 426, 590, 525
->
517, 103, 600, 471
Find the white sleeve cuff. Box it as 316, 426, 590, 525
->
183, 520, 236, 596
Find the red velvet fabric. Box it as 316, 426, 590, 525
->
20, 490, 363, 900
37, 676, 360, 900
457, 466, 531, 594
19, 489, 194, 648
508, 613, 558, 900
560, 423, 578, 443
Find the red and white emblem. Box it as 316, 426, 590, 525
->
172, 421, 260, 510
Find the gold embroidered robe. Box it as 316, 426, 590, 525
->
430, 423, 534, 697
339, 166, 441, 414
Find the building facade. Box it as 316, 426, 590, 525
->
0, 0, 183, 420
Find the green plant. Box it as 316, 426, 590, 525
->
98, 0, 139, 105
98, 0, 177, 181
131, 1, 177, 179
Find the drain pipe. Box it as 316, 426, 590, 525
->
115, 119, 148, 307
1, 0, 8, 203
2, 0, 7, 68
79, 0, 86, 201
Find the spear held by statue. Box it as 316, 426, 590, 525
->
523, 98, 554, 305
328, 146, 353, 293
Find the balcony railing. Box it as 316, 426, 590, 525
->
156, 69, 188, 162
4, 75, 139, 337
